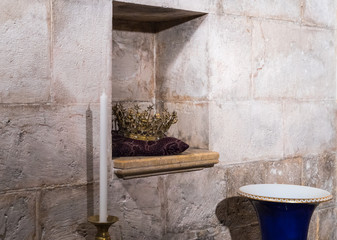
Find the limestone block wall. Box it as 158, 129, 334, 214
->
1, 0, 337, 240
0, 0, 113, 239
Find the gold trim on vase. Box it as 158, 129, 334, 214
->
238, 190, 333, 204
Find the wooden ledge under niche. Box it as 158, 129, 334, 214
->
113, 148, 219, 179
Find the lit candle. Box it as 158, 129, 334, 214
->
99, 90, 108, 222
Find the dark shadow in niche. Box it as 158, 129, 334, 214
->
113, 1, 206, 33
215, 196, 262, 240
77, 105, 96, 239
113, 15, 206, 33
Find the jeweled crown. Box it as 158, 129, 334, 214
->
112, 103, 178, 141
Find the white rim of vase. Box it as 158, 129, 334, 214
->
238, 184, 333, 204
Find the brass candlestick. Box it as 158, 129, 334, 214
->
88, 215, 118, 240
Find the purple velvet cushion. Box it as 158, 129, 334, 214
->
111, 131, 189, 157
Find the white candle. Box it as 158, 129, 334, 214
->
99, 90, 108, 222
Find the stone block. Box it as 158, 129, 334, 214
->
0, 104, 102, 191
265, 157, 302, 185
229, 223, 261, 240
316, 207, 337, 239
0, 192, 36, 240
303, 152, 336, 208
283, 102, 336, 156
0, 0, 50, 103
303, 0, 336, 28
165, 167, 226, 232
214, 197, 261, 240
252, 20, 335, 100
208, 14, 251, 101
163, 226, 231, 240
52, 0, 112, 104
113, 176, 165, 240
209, 101, 283, 164
162, 101, 209, 149
40, 186, 97, 239
226, 161, 266, 197
216, 196, 259, 230
213, 226, 232, 240
156, 15, 209, 101
172, 0, 214, 13
217, 0, 301, 21
112, 31, 155, 101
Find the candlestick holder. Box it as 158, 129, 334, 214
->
88, 215, 118, 240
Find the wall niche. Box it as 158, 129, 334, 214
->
112, 0, 216, 179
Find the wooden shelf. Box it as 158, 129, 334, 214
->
113, 1, 207, 32
113, 148, 219, 179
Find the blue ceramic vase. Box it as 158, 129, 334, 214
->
239, 184, 332, 240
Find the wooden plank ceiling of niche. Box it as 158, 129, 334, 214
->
113, 1, 207, 32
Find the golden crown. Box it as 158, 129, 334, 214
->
112, 103, 178, 141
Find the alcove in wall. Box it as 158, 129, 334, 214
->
111, 1, 218, 179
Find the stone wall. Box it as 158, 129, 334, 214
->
1, 0, 336, 240
0, 0, 112, 239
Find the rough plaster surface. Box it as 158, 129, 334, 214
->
156, 15, 209, 101
210, 101, 283, 164
0, 192, 36, 240
303, 0, 336, 28
265, 157, 302, 185
39, 186, 94, 240
0, 104, 101, 191
0, 0, 50, 103
226, 161, 265, 198
163, 101, 209, 149
252, 20, 335, 100
1, 0, 337, 239
283, 102, 336, 156
208, 14, 251, 101
217, 0, 301, 21
52, 0, 112, 104
165, 167, 226, 232
303, 152, 337, 208
226, 156, 302, 198
107, 168, 229, 240
162, 226, 231, 240
113, 177, 164, 240
316, 207, 337, 239
112, 31, 155, 101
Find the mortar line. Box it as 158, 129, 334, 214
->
300, 0, 304, 25
0, 181, 96, 195
35, 190, 41, 240
250, 16, 254, 101
153, 32, 157, 107
49, 0, 54, 104
282, 100, 285, 160
213, 10, 334, 31
0, 98, 334, 107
